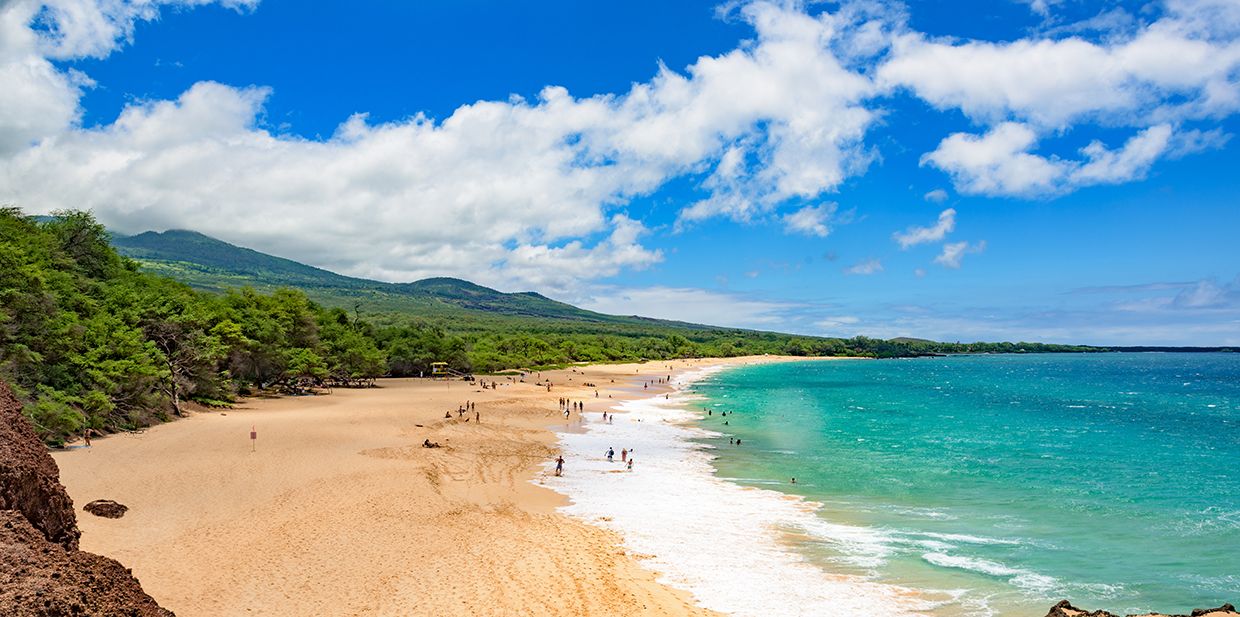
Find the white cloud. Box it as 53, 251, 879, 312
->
2, 0, 1240, 297
1172, 277, 1238, 309
920, 123, 1068, 196
1020, 0, 1058, 17
923, 188, 948, 202
878, 6, 1240, 129
1069, 124, 1173, 185
782, 203, 837, 237
577, 286, 794, 328
31, 0, 259, 60
0, 0, 885, 292
845, 258, 883, 275
0, 0, 256, 156
881, 1, 1240, 197
934, 240, 986, 269
922, 122, 1185, 197
893, 207, 955, 249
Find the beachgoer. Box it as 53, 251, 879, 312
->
555, 456, 564, 476
607, 448, 614, 462
627, 458, 633, 471
621, 448, 627, 462
475, 411, 480, 423
791, 478, 796, 484
729, 437, 734, 445
736, 439, 742, 446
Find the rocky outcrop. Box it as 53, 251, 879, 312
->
0, 380, 174, 616
1047, 600, 1239, 617
0, 382, 80, 549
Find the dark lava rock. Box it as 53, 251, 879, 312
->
0, 380, 174, 616
84, 499, 129, 519
1047, 600, 1239, 617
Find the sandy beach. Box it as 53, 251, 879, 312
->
51, 357, 791, 616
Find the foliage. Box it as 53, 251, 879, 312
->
0, 209, 390, 443
2, 208, 1102, 444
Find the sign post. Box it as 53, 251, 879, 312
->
250, 425, 257, 452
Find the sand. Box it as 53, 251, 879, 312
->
52, 357, 796, 616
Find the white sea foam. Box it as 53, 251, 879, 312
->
921, 553, 1058, 594
917, 532, 1023, 546
542, 366, 937, 617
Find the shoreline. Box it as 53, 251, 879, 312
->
541, 358, 943, 617
50, 356, 808, 616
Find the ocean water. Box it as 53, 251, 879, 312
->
694, 354, 1240, 616
545, 354, 1240, 617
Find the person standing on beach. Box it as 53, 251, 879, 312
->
555, 456, 564, 476
627, 458, 633, 471
607, 447, 614, 462
621, 448, 627, 462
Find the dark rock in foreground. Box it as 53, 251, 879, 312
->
1047, 600, 1239, 617
0, 383, 80, 549
0, 380, 173, 616
84, 499, 129, 519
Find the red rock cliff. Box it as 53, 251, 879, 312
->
0, 380, 174, 616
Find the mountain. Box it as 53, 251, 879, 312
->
111, 230, 712, 330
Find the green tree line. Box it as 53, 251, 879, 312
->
0, 209, 1097, 444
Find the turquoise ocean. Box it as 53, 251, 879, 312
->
692, 353, 1240, 616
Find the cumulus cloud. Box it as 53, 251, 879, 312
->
934, 240, 986, 269
920, 123, 1069, 196
782, 203, 839, 237
881, 0, 1240, 197
3, 0, 1240, 297
845, 258, 883, 275
923, 188, 948, 202
921, 122, 1189, 196
0, 0, 886, 292
0, 0, 256, 155
893, 207, 955, 249
878, 4, 1240, 128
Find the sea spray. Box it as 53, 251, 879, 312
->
544, 366, 941, 617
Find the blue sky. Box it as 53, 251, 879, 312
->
1, 0, 1238, 345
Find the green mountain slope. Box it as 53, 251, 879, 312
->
111, 230, 710, 329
